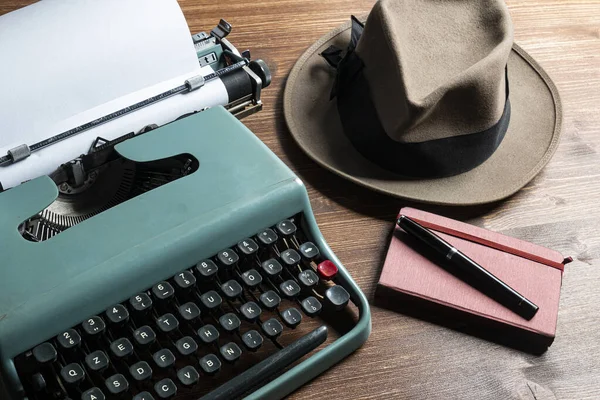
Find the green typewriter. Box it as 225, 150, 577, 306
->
0, 2, 370, 398
0, 106, 371, 400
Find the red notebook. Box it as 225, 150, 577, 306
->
377, 207, 569, 353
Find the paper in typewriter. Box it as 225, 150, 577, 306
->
0, 0, 228, 189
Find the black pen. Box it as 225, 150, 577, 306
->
397, 215, 539, 321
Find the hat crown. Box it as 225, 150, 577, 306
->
355, 0, 514, 143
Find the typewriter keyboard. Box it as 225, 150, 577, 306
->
14, 215, 357, 400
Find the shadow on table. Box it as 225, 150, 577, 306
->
271, 79, 504, 223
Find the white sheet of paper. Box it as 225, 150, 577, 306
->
0, 0, 229, 188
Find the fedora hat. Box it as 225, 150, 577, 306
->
284, 0, 562, 205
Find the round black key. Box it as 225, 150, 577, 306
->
220, 279, 243, 299
154, 378, 177, 399
298, 269, 319, 288
133, 325, 156, 347
280, 249, 301, 266
200, 290, 222, 310
153, 349, 176, 369
130, 361, 153, 382
299, 242, 320, 260
259, 290, 281, 310
280, 280, 301, 298
178, 302, 201, 322
257, 228, 278, 245
175, 336, 198, 356
197, 324, 220, 344
110, 338, 134, 359
241, 330, 264, 352
129, 293, 153, 315
133, 391, 155, 400
301, 296, 323, 317
219, 313, 241, 333
81, 316, 106, 337
241, 269, 262, 288
156, 313, 179, 334
173, 270, 196, 290
261, 258, 283, 277
261, 318, 283, 339
106, 304, 129, 326
220, 342, 242, 363
237, 238, 258, 256
280, 307, 302, 328
85, 350, 110, 372
60, 363, 85, 386
33, 343, 57, 364
276, 219, 297, 237
196, 259, 218, 279
105, 374, 129, 395
56, 329, 81, 351
152, 281, 175, 302
177, 365, 200, 387
325, 285, 351, 310
240, 301, 262, 322
216, 248, 239, 267
199, 354, 221, 375
82, 387, 105, 400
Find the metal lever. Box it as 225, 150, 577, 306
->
211, 19, 232, 40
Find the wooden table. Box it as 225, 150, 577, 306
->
2, 1, 599, 399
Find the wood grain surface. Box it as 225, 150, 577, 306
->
2, 1, 599, 399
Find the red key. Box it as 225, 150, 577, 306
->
317, 260, 338, 280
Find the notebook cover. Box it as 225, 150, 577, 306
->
377, 207, 566, 353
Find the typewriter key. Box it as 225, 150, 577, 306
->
196, 259, 219, 280
60, 363, 85, 386
241, 269, 263, 289
199, 354, 221, 375
299, 241, 320, 261
280, 249, 301, 267
32, 343, 57, 365
257, 228, 278, 246
325, 285, 351, 310
105, 373, 129, 395
261, 258, 283, 277
220, 279, 243, 300
56, 329, 81, 352
129, 361, 153, 382
175, 336, 198, 357
280, 307, 302, 329
85, 350, 110, 373
197, 324, 220, 344
220, 342, 242, 363
237, 238, 259, 256
154, 378, 177, 398
276, 219, 297, 237
241, 330, 264, 352
177, 365, 200, 387
259, 290, 281, 311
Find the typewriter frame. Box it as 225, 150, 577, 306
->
0, 107, 371, 400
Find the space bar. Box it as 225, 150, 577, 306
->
199, 325, 328, 400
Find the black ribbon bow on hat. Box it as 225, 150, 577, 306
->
321, 16, 364, 100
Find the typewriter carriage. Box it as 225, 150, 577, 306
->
15, 20, 271, 243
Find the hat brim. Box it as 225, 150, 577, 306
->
283, 20, 562, 206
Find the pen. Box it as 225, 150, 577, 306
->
397, 215, 539, 321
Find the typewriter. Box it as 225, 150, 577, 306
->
0, 3, 371, 400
